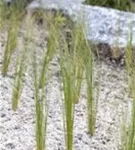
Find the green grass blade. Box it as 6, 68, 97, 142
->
32, 47, 48, 150
2, 26, 18, 76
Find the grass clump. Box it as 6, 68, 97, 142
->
60, 52, 76, 150
32, 12, 64, 150
38, 13, 63, 89
2, 26, 18, 76
12, 15, 33, 111
1, 0, 23, 76
71, 22, 100, 136
11, 47, 27, 111
59, 21, 86, 150
84, 0, 135, 12
85, 46, 98, 136
60, 18, 99, 149
78, 24, 99, 136
33, 49, 48, 150
122, 27, 135, 150
121, 74, 135, 150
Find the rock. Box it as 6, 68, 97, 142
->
27, 0, 135, 47
4, 0, 135, 50
5, 0, 135, 62
26, 0, 135, 64
5, 0, 134, 64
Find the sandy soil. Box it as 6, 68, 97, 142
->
0, 16, 132, 150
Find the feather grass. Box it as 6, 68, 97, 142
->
1, 1, 23, 76
39, 14, 61, 89
60, 50, 76, 150
84, 0, 135, 12
32, 48, 48, 150
122, 25, 135, 150
72, 21, 100, 136
32, 12, 64, 150
11, 15, 33, 111
59, 19, 99, 149
2, 21, 19, 76
59, 22, 83, 150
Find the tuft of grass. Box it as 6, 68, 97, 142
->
32, 48, 48, 150
60, 18, 100, 149
76, 22, 100, 136
12, 15, 34, 111
32, 11, 65, 150
84, 0, 135, 12
11, 49, 27, 111
121, 79, 135, 150
122, 25, 135, 150
1, 0, 24, 76
60, 49, 76, 150
125, 26, 134, 94
85, 49, 95, 136
2, 24, 19, 76
70, 24, 85, 104
72, 20, 100, 136
38, 12, 63, 89
59, 22, 85, 150
60, 56, 75, 150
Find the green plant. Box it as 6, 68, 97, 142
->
122, 25, 135, 150
85, 49, 95, 136
11, 46, 27, 111
2, 22, 20, 76
60, 18, 100, 150
32, 12, 64, 150
1, 0, 24, 76
33, 48, 48, 150
125, 26, 134, 94
11, 15, 34, 111
121, 79, 135, 150
76, 22, 100, 136
60, 53, 76, 150
84, 0, 135, 12
59, 22, 85, 150
72, 21, 100, 136
38, 13, 62, 89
